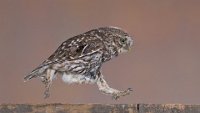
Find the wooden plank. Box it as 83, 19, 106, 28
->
0, 104, 200, 113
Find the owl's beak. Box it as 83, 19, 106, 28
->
127, 36, 134, 51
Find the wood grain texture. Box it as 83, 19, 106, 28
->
0, 104, 200, 113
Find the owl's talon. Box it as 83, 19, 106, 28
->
112, 93, 120, 100
127, 88, 133, 91
111, 88, 133, 100
44, 83, 51, 99
124, 88, 133, 96
44, 90, 50, 99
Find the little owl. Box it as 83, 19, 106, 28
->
24, 26, 134, 100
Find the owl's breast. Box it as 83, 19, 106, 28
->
60, 55, 101, 84
61, 64, 100, 84
61, 72, 98, 84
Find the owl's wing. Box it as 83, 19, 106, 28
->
41, 37, 104, 66
25, 37, 104, 81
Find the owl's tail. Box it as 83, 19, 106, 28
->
24, 65, 49, 82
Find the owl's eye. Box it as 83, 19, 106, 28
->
120, 38, 127, 44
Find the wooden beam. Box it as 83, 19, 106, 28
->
0, 104, 200, 113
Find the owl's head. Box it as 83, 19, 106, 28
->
99, 26, 134, 54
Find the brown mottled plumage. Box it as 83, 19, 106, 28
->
24, 26, 134, 100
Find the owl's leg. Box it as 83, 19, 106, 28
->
97, 75, 132, 100
41, 69, 56, 99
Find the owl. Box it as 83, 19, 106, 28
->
24, 26, 134, 100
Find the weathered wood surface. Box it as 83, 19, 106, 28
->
0, 104, 200, 113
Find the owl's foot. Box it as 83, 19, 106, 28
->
44, 89, 50, 99
42, 78, 51, 99
43, 82, 51, 99
97, 75, 133, 100
41, 69, 56, 99
112, 88, 133, 100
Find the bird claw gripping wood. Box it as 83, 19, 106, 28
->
112, 88, 133, 100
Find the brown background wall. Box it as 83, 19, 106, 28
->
0, 0, 200, 104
